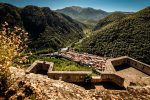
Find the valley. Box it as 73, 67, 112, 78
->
0, 3, 86, 53
0, 1, 150, 100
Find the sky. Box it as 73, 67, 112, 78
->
0, 0, 150, 12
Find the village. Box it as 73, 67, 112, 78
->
60, 51, 107, 72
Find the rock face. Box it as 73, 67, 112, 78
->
9, 67, 91, 100
91, 86, 150, 100
8, 67, 150, 100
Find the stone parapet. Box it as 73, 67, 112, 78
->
104, 56, 150, 88
108, 56, 150, 75
101, 73, 130, 88
26, 60, 92, 83
128, 57, 150, 75
48, 71, 92, 82
26, 60, 54, 74
91, 76, 102, 83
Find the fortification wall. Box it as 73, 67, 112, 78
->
26, 56, 150, 87
48, 71, 92, 82
108, 56, 150, 75
27, 61, 92, 83
128, 57, 150, 75
110, 56, 128, 67
104, 56, 150, 87
26, 61, 54, 74
91, 76, 102, 83
101, 73, 126, 87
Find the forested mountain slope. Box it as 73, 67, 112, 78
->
0, 3, 86, 52
80, 7, 150, 64
93, 12, 127, 31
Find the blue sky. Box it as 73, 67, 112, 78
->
0, 0, 150, 12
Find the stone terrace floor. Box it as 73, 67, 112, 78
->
116, 67, 149, 83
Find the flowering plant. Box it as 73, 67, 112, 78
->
0, 22, 28, 95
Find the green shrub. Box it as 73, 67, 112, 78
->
35, 49, 54, 55
84, 74, 92, 83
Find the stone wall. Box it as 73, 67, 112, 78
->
108, 56, 150, 75
103, 56, 150, 88
26, 61, 53, 74
109, 56, 128, 69
48, 71, 92, 82
101, 73, 125, 87
91, 76, 102, 83
26, 56, 150, 87
128, 57, 150, 75
26, 61, 92, 83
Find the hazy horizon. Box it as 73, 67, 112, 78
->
55, 6, 136, 13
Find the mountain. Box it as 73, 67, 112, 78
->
0, 3, 86, 52
79, 7, 150, 64
109, 11, 134, 14
56, 6, 109, 25
93, 12, 127, 31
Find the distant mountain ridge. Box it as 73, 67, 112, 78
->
56, 6, 109, 25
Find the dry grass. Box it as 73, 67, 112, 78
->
0, 22, 28, 96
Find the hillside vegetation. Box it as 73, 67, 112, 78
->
22, 54, 92, 71
80, 7, 150, 64
0, 3, 86, 52
93, 12, 127, 31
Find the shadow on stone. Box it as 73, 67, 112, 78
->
95, 82, 126, 90
114, 64, 131, 71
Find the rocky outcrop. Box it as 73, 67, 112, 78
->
9, 67, 91, 100
91, 86, 150, 100
7, 67, 150, 100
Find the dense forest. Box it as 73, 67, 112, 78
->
0, 3, 86, 52
93, 12, 127, 31
80, 7, 150, 64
